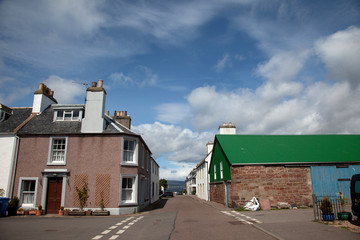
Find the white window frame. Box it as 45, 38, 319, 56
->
18, 177, 38, 209
122, 137, 138, 165
220, 161, 224, 179
48, 136, 68, 165
119, 174, 138, 205
214, 164, 217, 181
54, 109, 83, 121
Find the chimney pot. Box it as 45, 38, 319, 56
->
98, 79, 103, 88
223, 122, 226, 126
39, 83, 45, 91
229, 122, 232, 126
125, 111, 127, 116
120, 111, 124, 116
49, 91, 54, 97
106, 110, 109, 115
92, 82, 97, 87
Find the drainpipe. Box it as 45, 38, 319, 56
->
9, 135, 20, 198
225, 181, 229, 207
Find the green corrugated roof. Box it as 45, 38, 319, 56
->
215, 135, 360, 164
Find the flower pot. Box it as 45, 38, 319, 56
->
85, 210, 92, 216
58, 210, 64, 216
322, 213, 334, 221
68, 210, 86, 216
338, 212, 352, 221
29, 210, 37, 215
36, 210, 42, 216
17, 211, 24, 215
93, 210, 110, 216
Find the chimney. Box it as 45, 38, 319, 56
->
219, 122, 236, 135
206, 142, 214, 154
32, 83, 58, 113
81, 79, 107, 133
112, 110, 132, 129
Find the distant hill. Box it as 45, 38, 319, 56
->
166, 180, 186, 192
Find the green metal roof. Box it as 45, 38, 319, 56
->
214, 135, 360, 165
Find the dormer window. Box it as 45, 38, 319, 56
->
56, 110, 80, 121
0, 104, 12, 122
53, 105, 84, 122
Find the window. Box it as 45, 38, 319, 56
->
55, 110, 81, 121
121, 178, 134, 202
122, 138, 138, 164
48, 137, 67, 165
19, 178, 38, 208
220, 161, 224, 179
214, 164, 217, 180
141, 144, 144, 168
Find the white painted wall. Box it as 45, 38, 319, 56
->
81, 91, 106, 133
151, 159, 159, 203
32, 94, 56, 113
0, 135, 16, 197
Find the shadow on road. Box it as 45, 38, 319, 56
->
141, 198, 168, 212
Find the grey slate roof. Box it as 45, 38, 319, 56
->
18, 105, 135, 135
0, 107, 33, 133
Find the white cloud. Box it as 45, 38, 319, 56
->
43, 75, 85, 104
315, 26, 360, 86
109, 66, 158, 87
133, 121, 214, 162
159, 162, 195, 181
155, 103, 191, 124
214, 53, 231, 72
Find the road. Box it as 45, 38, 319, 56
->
0, 195, 359, 240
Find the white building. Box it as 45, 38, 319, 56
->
151, 157, 160, 203
0, 104, 33, 198
195, 142, 213, 201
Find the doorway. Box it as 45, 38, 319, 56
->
46, 177, 63, 214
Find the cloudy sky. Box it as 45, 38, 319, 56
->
1, 0, 360, 180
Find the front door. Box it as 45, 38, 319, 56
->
46, 177, 63, 214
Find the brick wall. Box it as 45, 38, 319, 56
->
230, 165, 313, 208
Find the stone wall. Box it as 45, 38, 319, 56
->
230, 165, 313, 208
210, 182, 226, 205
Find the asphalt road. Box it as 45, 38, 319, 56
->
0, 195, 359, 240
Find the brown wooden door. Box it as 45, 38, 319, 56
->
46, 177, 63, 214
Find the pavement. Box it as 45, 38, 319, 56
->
187, 195, 360, 240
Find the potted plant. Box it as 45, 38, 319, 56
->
337, 192, 352, 221
69, 181, 89, 216
29, 208, 37, 215
59, 206, 64, 216
93, 193, 110, 216
8, 196, 19, 216
36, 205, 42, 216
64, 208, 70, 216
320, 197, 334, 221
17, 208, 25, 215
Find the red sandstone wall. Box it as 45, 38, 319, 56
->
13, 134, 148, 209
230, 165, 313, 207
210, 182, 226, 205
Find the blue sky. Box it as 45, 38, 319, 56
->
1, 0, 360, 180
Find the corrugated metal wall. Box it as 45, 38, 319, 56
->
311, 165, 360, 201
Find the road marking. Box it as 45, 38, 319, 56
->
92, 236, 103, 240
221, 211, 262, 224
91, 216, 144, 240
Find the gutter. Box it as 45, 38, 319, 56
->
9, 135, 20, 198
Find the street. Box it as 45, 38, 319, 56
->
0, 195, 359, 240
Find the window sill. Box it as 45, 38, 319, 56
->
121, 162, 138, 167
118, 202, 137, 206
47, 162, 66, 166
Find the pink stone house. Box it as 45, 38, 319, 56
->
6, 80, 156, 215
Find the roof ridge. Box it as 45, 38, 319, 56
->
13, 113, 37, 133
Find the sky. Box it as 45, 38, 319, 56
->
1, 0, 360, 181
